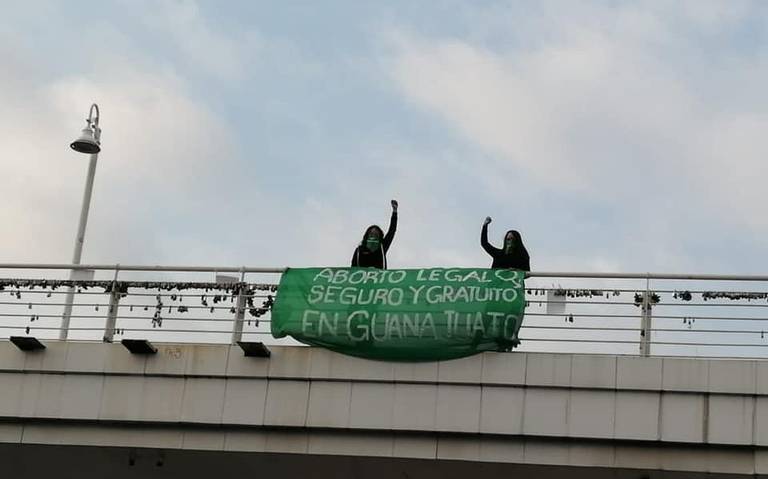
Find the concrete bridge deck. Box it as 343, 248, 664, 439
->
1, 341, 767, 477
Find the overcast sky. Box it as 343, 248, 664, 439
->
2, 0, 768, 274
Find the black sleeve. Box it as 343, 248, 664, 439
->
382, 212, 397, 252
351, 247, 359, 267
481, 223, 501, 257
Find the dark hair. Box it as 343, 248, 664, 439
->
504, 230, 529, 259
363, 225, 384, 240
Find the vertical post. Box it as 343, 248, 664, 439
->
60, 286, 77, 340
60, 268, 95, 341
60, 151, 99, 341
103, 266, 121, 343
71, 153, 99, 267
639, 276, 653, 356
231, 268, 246, 345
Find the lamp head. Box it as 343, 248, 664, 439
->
70, 125, 100, 154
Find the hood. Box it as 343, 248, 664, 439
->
503, 230, 529, 258
361, 225, 384, 244
504, 230, 523, 244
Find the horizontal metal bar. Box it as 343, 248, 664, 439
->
2, 290, 105, 296
529, 272, 768, 281
526, 287, 768, 295
7, 298, 759, 308
0, 302, 109, 307
646, 341, 768, 348
0, 316, 269, 324
119, 292, 266, 298
115, 329, 271, 334
655, 303, 768, 308
522, 325, 768, 334
0, 303, 252, 311
526, 300, 641, 306
652, 315, 768, 321
529, 300, 768, 307
0, 313, 263, 321
5, 287, 767, 303
9, 310, 768, 324
520, 338, 640, 344
520, 337, 768, 347
0, 289, 267, 298
4, 264, 768, 281
526, 312, 640, 318
0, 264, 286, 273
652, 328, 768, 334
105, 317, 268, 324
522, 325, 638, 331
14, 285, 757, 297
526, 312, 768, 321
5, 309, 765, 324
0, 325, 272, 334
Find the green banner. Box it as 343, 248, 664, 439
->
271, 267, 526, 361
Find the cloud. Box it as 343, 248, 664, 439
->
386, 1, 768, 248
0, 50, 235, 264
5, 0, 768, 277
388, 28, 690, 191
141, 0, 260, 81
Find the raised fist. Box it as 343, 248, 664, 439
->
484, 216, 492, 225
391, 199, 398, 212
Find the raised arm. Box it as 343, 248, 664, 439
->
383, 200, 398, 252
481, 217, 501, 257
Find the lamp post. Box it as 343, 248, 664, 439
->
60, 104, 101, 341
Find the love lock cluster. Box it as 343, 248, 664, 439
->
633, 293, 661, 306
550, 289, 622, 298
0, 278, 279, 334
702, 291, 768, 301
673, 291, 693, 301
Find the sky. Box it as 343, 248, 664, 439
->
2, 0, 768, 275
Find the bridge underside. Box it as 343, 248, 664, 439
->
0, 444, 743, 479
0, 442, 751, 479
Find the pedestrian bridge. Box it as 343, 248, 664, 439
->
3, 263, 768, 477
1, 341, 767, 478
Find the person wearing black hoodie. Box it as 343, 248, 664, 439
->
480, 216, 530, 271
351, 200, 398, 269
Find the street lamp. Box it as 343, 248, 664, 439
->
60, 104, 101, 341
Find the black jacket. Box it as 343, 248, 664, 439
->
351, 212, 397, 269
481, 224, 530, 271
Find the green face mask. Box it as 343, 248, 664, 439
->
365, 236, 381, 252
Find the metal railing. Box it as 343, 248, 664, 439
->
2, 263, 768, 359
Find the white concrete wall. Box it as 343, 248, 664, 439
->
1, 341, 768, 475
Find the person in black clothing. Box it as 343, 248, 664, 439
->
351, 200, 398, 269
480, 216, 530, 271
